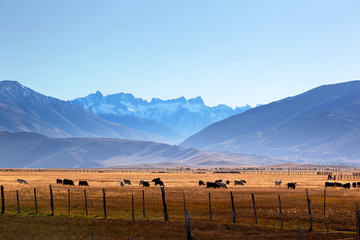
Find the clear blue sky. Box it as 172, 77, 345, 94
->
0, 0, 359, 107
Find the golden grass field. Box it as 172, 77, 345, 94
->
0, 170, 359, 239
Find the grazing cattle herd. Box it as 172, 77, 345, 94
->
14, 176, 360, 191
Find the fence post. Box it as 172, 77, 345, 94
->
183, 191, 187, 219
132, 193, 135, 221
306, 188, 313, 231
103, 188, 107, 219
16, 190, 20, 214
1, 185, 4, 214
356, 201, 359, 210
251, 193, 257, 224
34, 188, 38, 214
142, 190, 145, 218
160, 187, 169, 221
84, 189, 88, 216
357, 210, 360, 240
185, 211, 194, 240
278, 194, 283, 229
68, 189, 71, 215
49, 185, 54, 216
230, 191, 236, 223
324, 187, 329, 232
300, 227, 306, 240
209, 192, 212, 222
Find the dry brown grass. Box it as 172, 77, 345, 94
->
0, 171, 359, 239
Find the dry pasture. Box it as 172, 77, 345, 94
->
0, 170, 359, 239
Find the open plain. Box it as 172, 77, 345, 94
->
0, 169, 359, 239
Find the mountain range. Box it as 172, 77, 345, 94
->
0, 131, 280, 168
70, 91, 251, 142
0, 81, 162, 142
181, 81, 360, 166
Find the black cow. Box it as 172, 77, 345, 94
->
353, 182, 357, 188
342, 183, 351, 189
334, 182, 343, 187
325, 182, 335, 187
143, 181, 150, 187
226, 180, 230, 185
56, 179, 63, 184
199, 180, 205, 186
17, 179, 28, 184
154, 180, 164, 186
79, 181, 89, 186
215, 179, 222, 183
206, 182, 220, 188
357, 182, 360, 188
151, 178, 161, 182
287, 182, 296, 189
63, 179, 74, 186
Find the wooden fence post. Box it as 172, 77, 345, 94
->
1, 185, 5, 214
356, 210, 360, 240
278, 194, 283, 229
132, 193, 135, 221
251, 193, 257, 224
356, 201, 359, 210
161, 187, 169, 221
16, 190, 20, 214
84, 189, 88, 216
185, 211, 194, 240
142, 190, 145, 218
49, 185, 54, 216
324, 187, 329, 231
306, 188, 313, 231
34, 188, 38, 214
209, 192, 212, 222
300, 227, 306, 240
230, 191, 236, 223
103, 188, 107, 219
68, 189, 71, 215
183, 191, 187, 219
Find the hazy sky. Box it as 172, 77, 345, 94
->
1, 1, 359, 107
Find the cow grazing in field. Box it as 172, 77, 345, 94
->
63, 179, 74, 186
199, 180, 205, 186
123, 179, 131, 185
17, 179, 28, 184
287, 182, 296, 189
325, 182, 335, 187
226, 180, 230, 185
206, 182, 220, 188
151, 178, 161, 182
275, 180, 282, 186
353, 182, 357, 188
234, 180, 244, 186
154, 180, 164, 186
215, 179, 222, 183
79, 181, 89, 186
56, 179, 63, 184
217, 182, 228, 188
342, 183, 351, 189
142, 181, 150, 187
240, 180, 247, 184
357, 182, 360, 188
120, 181, 125, 187
334, 182, 343, 187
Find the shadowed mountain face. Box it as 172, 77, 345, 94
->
0, 81, 163, 142
181, 81, 360, 166
0, 132, 281, 168
70, 91, 251, 141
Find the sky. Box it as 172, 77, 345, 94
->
0, 1, 359, 108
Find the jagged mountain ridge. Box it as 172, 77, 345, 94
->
70, 91, 251, 139
0, 132, 281, 168
0, 81, 163, 141
181, 80, 360, 166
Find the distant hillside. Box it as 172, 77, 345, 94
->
0, 81, 162, 142
0, 132, 281, 168
70, 91, 251, 140
181, 81, 360, 166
